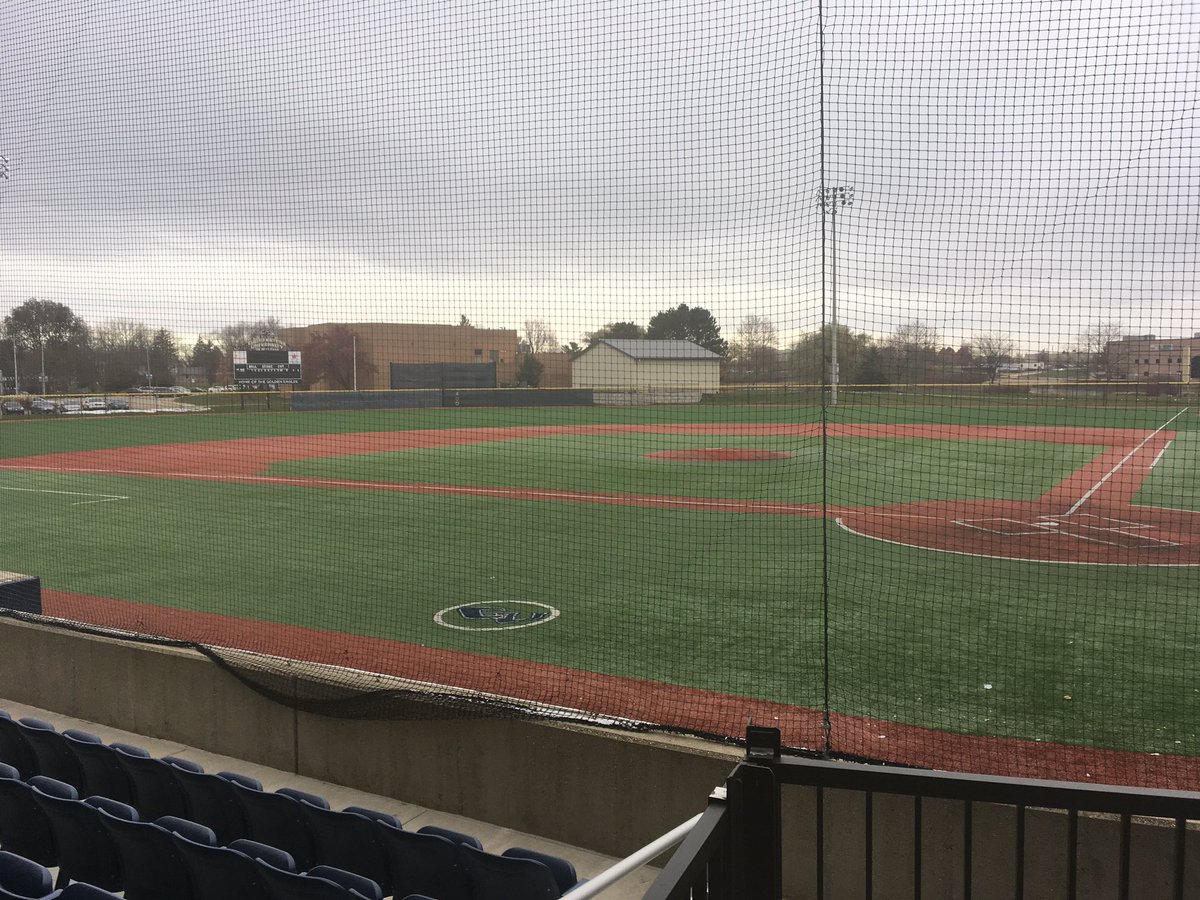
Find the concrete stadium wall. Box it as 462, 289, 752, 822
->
0, 617, 1192, 899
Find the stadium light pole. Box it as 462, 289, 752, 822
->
818, 185, 854, 405
352, 334, 358, 391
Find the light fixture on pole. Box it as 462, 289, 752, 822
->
817, 185, 854, 405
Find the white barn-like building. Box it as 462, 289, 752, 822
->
572, 339, 722, 404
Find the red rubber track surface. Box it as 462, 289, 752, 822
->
7, 422, 1199, 785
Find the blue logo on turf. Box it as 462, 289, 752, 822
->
434, 601, 560, 631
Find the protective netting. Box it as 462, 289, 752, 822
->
1, 0, 1197, 788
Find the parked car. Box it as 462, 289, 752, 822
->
81, 397, 107, 411
106, 397, 130, 410
29, 398, 57, 414
1, 400, 27, 415
58, 401, 82, 413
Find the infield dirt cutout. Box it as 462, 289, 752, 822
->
6, 421, 1196, 566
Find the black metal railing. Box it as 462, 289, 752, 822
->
644, 728, 1200, 899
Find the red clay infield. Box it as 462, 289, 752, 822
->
6, 420, 1199, 785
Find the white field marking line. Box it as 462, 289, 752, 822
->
0, 463, 827, 513
835, 517, 1198, 567
1064, 408, 1189, 516
1149, 440, 1173, 469
0, 485, 128, 505
954, 518, 1046, 536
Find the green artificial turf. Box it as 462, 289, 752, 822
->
1, 397, 1197, 756
1134, 431, 1200, 513
266, 433, 1100, 506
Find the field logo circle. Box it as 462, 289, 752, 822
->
434, 601, 560, 631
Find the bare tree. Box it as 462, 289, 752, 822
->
971, 332, 1016, 383
522, 319, 558, 355
791, 325, 878, 385
730, 315, 780, 382
1077, 321, 1127, 381
218, 318, 284, 357
883, 320, 940, 383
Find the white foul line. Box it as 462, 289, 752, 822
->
1149, 440, 1173, 470
0, 485, 129, 505
1064, 409, 1188, 516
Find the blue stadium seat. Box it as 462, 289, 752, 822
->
226, 781, 318, 870
15, 719, 86, 791
110, 745, 188, 821
285, 797, 392, 894
307, 866, 382, 900
55, 884, 122, 898
228, 838, 297, 871
61, 731, 133, 807
460, 844, 562, 900
252, 859, 368, 900
0, 763, 57, 868
501, 848, 580, 895
377, 825, 471, 900
0, 714, 38, 782
27, 776, 123, 891
94, 797, 196, 900
166, 818, 269, 900
154, 816, 217, 846
166, 760, 258, 843
0, 849, 53, 900
415, 825, 482, 849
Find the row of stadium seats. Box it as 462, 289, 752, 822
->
0, 710, 583, 899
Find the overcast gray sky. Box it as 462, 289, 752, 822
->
0, 0, 1195, 348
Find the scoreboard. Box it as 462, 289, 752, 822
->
233, 350, 302, 384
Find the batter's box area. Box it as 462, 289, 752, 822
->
955, 513, 1179, 549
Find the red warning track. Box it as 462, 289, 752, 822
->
5, 418, 1199, 785
40, 588, 1200, 789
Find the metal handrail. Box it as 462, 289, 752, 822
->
771, 754, 1200, 818
565, 812, 705, 899
640, 794, 733, 900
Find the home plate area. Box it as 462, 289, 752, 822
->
839, 501, 1200, 566
956, 513, 1179, 550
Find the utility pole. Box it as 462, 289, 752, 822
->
818, 185, 854, 405
352, 334, 358, 391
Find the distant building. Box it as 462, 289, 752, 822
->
279, 323, 520, 391
572, 339, 721, 404
278, 323, 574, 390
1107, 334, 1200, 382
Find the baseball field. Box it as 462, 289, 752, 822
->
1, 395, 1197, 785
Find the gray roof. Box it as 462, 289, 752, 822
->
597, 339, 721, 360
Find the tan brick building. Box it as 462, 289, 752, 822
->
278, 323, 574, 390
1108, 334, 1200, 382
279, 323, 521, 390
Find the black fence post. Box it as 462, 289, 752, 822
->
736, 726, 782, 899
